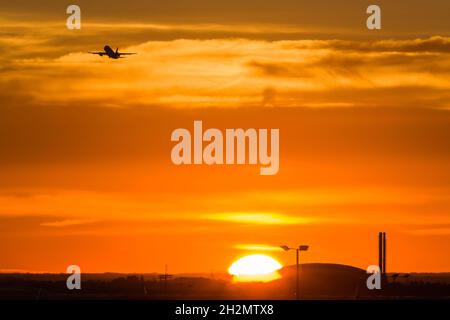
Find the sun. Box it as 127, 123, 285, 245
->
228, 254, 283, 282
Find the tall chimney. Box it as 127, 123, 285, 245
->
378, 232, 383, 274
382, 232, 387, 275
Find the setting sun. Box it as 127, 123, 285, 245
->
228, 254, 283, 282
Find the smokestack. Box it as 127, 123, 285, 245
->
383, 232, 386, 275
378, 232, 383, 274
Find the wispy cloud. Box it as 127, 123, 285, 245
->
206, 212, 312, 225
405, 226, 450, 236
40, 218, 99, 227
234, 244, 282, 251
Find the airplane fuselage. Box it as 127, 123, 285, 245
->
104, 45, 120, 59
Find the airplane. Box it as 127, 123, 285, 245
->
89, 45, 136, 59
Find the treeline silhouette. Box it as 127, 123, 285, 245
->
0, 273, 449, 300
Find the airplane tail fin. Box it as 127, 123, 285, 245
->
116, 48, 119, 54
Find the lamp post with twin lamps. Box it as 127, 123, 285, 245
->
280, 245, 309, 300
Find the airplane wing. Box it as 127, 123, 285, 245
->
88, 52, 105, 56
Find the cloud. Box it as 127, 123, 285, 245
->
2, 35, 450, 109
405, 226, 450, 236
40, 219, 98, 227
206, 212, 312, 225
234, 244, 282, 251
328, 36, 450, 54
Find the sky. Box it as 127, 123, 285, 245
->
0, 1, 450, 273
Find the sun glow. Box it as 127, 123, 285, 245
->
228, 254, 283, 282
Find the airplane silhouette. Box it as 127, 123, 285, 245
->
89, 45, 136, 59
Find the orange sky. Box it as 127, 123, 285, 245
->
0, 0, 450, 273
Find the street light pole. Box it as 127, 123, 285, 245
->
280, 244, 309, 300
296, 248, 299, 300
